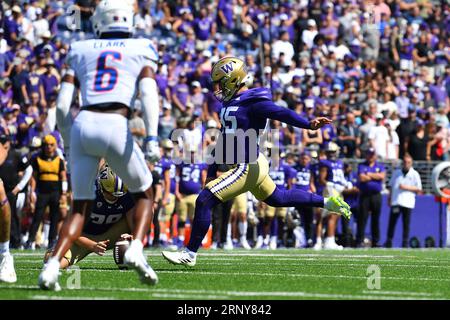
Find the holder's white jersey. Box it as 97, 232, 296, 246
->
67, 38, 158, 108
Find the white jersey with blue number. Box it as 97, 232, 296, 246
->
67, 38, 158, 108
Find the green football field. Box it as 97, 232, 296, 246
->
1, 248, 450, 300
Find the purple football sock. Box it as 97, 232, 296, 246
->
270, 217, 278, 236
187, 188, 222, 252
264, 187, 324, 208
257, 220, 264, 236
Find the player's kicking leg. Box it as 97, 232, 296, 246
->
0, 179, 16, 283
162, 155, 351, 267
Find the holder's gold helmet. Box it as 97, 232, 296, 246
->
97, 165, 128, 198
211, 56, 252, 102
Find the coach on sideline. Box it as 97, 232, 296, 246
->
385, 153, 422, 248
356, 148, 386, 248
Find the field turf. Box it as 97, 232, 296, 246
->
1, 248, 450, 300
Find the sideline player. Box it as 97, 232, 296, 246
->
256, 147, 295, 250
39, 0, 160, 290
292, 150, 315, 248
174, 146, 207, 248
154, 139, 177, 246
44, 166, 134, 269
314, 142, 347, 250
0, 177, 16, 283
162, 57, 351, 266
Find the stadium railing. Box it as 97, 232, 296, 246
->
342, 158, 439, 195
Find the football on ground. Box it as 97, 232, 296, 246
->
113, 240, 131, 270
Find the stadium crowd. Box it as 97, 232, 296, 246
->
0, 0, 449, 250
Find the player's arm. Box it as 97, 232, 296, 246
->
175, 166, 182, 201
319, 166, 328, 187
162, 169, 171, 206
138, 66, 160, 162
201, 167, 207, 188
309, 174, 316, 193
59, 158, 68, 195
12, 158, 33, 196
56, 73, 76, 147
252, 100, 331, 130
0, 179, 11, 244
74, 236, 110, 256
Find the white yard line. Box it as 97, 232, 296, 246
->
362, 290, 436, 297
2, 284, 443, 300
31, 295, 114, 300
11, 267, 450, 283
11, 251, 397, 259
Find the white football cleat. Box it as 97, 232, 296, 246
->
124, 244, 158, 285
255, 236, 263, 249
161, 250, 196, 267
313, 239, 323, 251
223, 239, 234, 250
269, 239, 277, 250
0, 253, 17, 283
323, 238, 343, 250
38, 258, 61, 291
240, 239, 252, 250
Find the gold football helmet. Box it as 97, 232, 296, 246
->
211, 56, 251, 102
97, 165, 128, 198
160, 139, 174, 150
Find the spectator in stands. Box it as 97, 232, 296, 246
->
129, 107, 146, 148
338, 111, 360, 158
385, 153, 422, 248
397, 108, 418, 159
368, 114, 390, 159
407, 119, 429, 161
158, 103, 176, 141
356, 148, 386, 248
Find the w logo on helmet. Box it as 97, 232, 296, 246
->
220, 62, 235, 74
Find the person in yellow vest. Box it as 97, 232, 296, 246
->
25, 135, 67, 249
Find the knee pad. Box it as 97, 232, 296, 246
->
177, 220, 186, 229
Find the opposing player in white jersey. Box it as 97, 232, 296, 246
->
39, 0, 161, 290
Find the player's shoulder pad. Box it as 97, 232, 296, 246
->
135, 38, 159, 62
243, 87, 273, 103
67, 40, 90, 54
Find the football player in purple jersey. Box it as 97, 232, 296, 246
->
162, 57, 351, 266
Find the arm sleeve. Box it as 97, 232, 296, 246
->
56, 81, 75, 144
251, 99, 311, 129
15, 165, 33, 191
18, 155, 30, 171
138, 77, 159, 138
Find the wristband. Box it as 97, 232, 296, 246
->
62, 181, 68, 193
144, 136, 158, 143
